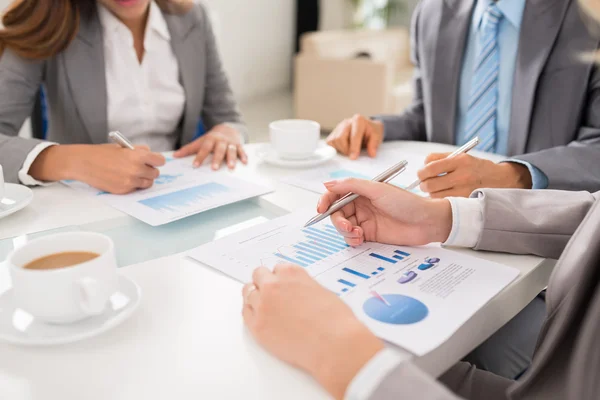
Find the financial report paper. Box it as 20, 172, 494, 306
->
189, 210, 520, 355
63, 156, 272, 226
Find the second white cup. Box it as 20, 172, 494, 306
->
269, 119, 320, 160
7, 232, 119, 325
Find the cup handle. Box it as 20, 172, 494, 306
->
78, 277, 107, 316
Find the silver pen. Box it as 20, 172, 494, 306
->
304, 160, 408, 228
109, 130, 135, 150
405, 137, 480, 191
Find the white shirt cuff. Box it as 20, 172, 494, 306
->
345, 348, 413, 400
442, 196, 484, 248
18, 142, 57, 186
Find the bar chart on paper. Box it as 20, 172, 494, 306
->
63, 156, 272, 226
188, 210, 417, 295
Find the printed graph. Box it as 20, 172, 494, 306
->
139, 182, 229, 212
155, 174, 182, 185
363, 294, 429, 325
274, 224, 350, 267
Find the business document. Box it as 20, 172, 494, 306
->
283, 149, 428, 196
63, 156, 272, 226
189, 210, 520, 355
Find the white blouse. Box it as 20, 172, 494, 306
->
19, 1, 186, 185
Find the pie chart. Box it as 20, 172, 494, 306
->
363, 294, 428, 325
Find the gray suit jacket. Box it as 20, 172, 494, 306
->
377, 0, 600, 192
369, 188, 600, 400
0, 3, 244, 184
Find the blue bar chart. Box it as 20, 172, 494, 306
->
274, 225, 350, 267
139, 182, 229, 212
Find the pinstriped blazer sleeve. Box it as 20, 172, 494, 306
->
368, 360, 512, 400
472, 189, 600, 259
0, 49, 45, 183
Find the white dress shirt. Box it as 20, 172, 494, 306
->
345, 196, 484, 400
19, 1, 185, 185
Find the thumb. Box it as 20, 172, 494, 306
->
425, 152, 451, 164
323, 178, 389, 201
174, 139, 202, 158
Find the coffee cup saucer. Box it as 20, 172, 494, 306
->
0, 274, 141, 346
0, 184, 33, 220
256, 142, 337, 168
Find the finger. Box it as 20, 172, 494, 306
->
174, 138, 203, 158
137, 178, 154, 190
193, 139, 215, 168
420, 172, 458, 194
349, 116, 366, 160
333, 121, 352, 155
226, 144, 238, 170
137, 165, 161, 180
424, 152, 451, 164
139, 151, 166, 167
323, 178, 391, 201
252, 266, 277, 289
134, 145, 151, 152
238, 145, 248, 165
417, 157, 462, 182
211, 141, 228, 170
331, 209, 355, 234
366, 131, 382, 158
317, 190, 342, 213
242, 283, 260, 309
242, 304, 255, 327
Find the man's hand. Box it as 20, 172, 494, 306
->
418, 153, 533, 198
326, 114, 384, 159
174, 123, 248, 170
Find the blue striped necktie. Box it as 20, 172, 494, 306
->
462, 4, 503, 153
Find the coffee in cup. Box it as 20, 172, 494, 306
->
269, 119, 320, 160
23, 252, 100, 271
8, 232, 118, 324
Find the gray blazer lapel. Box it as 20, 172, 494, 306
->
164, 11, 203, 146
62, 10, 108, 144
508, 0, 570, 156
430, 0, 474, 144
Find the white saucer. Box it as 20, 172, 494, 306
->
0, 275, 141, 346
257, 143, 337, 168
0, 183, 33, 220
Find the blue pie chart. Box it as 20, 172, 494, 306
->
363, 294, 428, 325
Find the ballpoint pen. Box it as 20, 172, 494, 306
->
404, 136, 480, 191
108, 130, 135, 150
304, 160, 408, 228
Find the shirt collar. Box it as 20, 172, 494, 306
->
472, 0, 526, 31
98, 1, 171, 42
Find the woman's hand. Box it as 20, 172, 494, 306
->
318, 178, 453, 247
243, 265, 384, 400
173, 123, 248, 170
29, 144, 165, 194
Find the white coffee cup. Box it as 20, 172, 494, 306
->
7, 232, 118, 324
0, 164, 5, 200
269, 119, 320, 160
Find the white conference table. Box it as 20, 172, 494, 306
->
0, 141, 555, 400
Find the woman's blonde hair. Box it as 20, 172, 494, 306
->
0, 0, 193, 60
